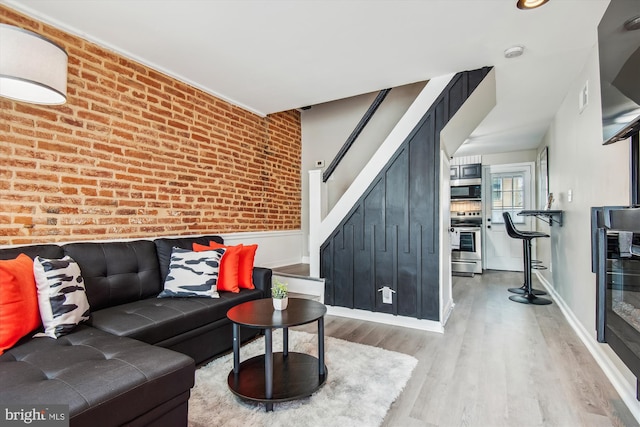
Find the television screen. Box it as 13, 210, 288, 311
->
598, 0, 640, 145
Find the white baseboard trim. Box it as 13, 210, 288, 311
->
535, 272, 640, 423
325, 306, 444, 334
441, 300, 456, 327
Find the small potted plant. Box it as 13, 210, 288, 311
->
271, 279, 288, 310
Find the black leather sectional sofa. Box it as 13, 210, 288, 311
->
0, 235, 272, 427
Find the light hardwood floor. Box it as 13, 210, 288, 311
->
294, 270, 638, 427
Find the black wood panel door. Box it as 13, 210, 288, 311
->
321, 67, 491, 321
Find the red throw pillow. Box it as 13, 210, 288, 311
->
193, 243, 241, 293
237, 244, 257, 289
0, 254, 41, 355
208, 242, 257, 290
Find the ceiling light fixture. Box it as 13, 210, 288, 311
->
516, 0, 550, 10
624, 15, 640, 31
0, 24, 68, 105
504, 45, 525, 59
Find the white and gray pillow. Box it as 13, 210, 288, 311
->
158, 247, 225, 298
33, 256, 91, 338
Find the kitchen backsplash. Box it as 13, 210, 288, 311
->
451, 200, 482, 212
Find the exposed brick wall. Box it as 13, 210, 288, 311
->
0, 6, 302, 246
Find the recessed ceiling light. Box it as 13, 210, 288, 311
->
516, 0, 550, 10
624, 15, 640, 31
504, 45, 525, 59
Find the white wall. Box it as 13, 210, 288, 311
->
481, 149, 537, 166
537, 44, 636, 408
301, 81, 426, 260
542, 45, 629, 326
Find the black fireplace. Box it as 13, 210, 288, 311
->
593, 206, 640, 398
594, 0, 640, 396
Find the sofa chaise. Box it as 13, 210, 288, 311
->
0, 235, 272, 427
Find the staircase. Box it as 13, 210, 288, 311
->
271, 264, 324, 302
307, 67, 495, 330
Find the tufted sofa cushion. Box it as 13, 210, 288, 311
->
63, 240, 162, 311
89, 288, 263, 345
0, 325, 194, 427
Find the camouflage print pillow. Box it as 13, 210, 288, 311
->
158, 247, 225, 298
33, 256, 91, 338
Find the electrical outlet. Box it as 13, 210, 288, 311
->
315, 160, 324, 168
380, 286, 394, 304
383, 288, 392, 304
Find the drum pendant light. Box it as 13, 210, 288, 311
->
0, 24, 68, 105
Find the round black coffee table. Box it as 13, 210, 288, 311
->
226, 298, 327, 411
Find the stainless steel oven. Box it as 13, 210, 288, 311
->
451, 212, 482, 275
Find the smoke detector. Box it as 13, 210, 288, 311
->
504, 45, 525, 59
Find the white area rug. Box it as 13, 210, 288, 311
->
188, 330, 417, 427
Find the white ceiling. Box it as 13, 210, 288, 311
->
2, 0, 610, 156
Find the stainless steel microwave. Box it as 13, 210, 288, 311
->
451, 183, 482, 200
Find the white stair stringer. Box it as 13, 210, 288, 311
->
309, 73, 456, 277
272, 273, 324, 303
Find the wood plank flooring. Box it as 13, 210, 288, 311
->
293, 270, 638, 427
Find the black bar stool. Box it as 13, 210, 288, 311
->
503, 212, 552, 305
509, 259, 546, 295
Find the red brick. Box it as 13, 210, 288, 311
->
137, 74, 162, 90
0, 4, 301, 245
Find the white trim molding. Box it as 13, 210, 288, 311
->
219, 229, 304, 268
326, 306, 445, 334
0, 230, 306, 270
272, 273, 325, 304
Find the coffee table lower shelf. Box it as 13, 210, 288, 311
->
227, 352, 328, 404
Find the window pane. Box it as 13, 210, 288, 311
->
491, 172, 525, 224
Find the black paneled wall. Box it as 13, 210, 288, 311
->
321, 67, 491, 321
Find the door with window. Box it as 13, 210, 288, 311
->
483, 163, 535, 271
